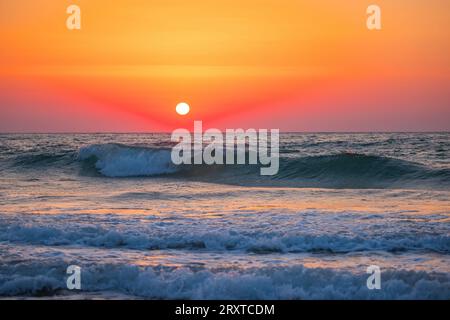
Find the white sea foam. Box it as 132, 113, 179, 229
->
77, 144, 178, 177
1, 133, 449, 300
0, 261, 449, 299
1, 223, 449, 254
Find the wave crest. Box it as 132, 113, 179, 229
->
1, 262, 449, 299
73, 144, 450, 189
77, 143, 178, 177
2, 224, 449, 254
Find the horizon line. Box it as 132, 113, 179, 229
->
0, 131, 449, 134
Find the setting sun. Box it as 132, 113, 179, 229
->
176, 102, 190, 116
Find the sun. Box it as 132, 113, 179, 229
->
176, 102, 190, 115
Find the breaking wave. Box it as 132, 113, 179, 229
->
4, 143, 449, 189
2, 223, 449, 254
77, 143, 178, 177
1, 262, 449, 299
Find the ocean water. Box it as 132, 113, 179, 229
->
0, 133, 449, 299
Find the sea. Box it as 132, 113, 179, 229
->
0, 132, 449, 299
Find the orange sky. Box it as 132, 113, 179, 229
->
0, 0, 449, 132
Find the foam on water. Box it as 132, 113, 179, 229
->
74, 143, 450, 189
1, 260, 449, 299
77, 143, 178, 177
1, 215, 449, 254
0, 133, 449, 299
1, 133, 448, 189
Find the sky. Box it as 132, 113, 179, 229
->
0, 0, 449, 132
